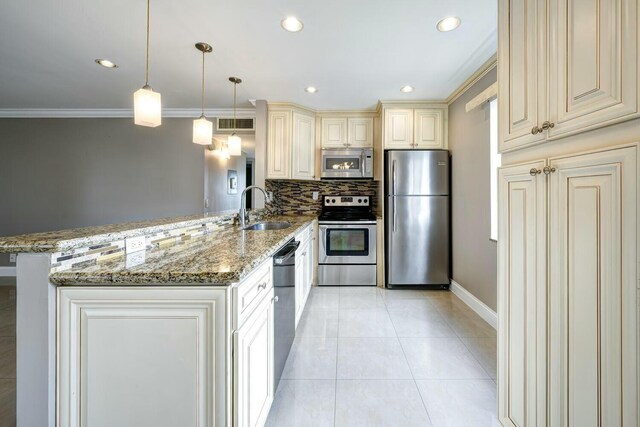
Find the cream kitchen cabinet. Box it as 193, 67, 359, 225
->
294, 222, 314, 328
498, 0, 639, 152
267, 106, 316, 180
291, 112, 316, 180
321, 117, 373, 148
321, 118, 348, 148
382, 106, 447, 149
58, 287, 229, 427
498, 161, 547, 427
234, 289, 275, 427
498, 144, 638, 426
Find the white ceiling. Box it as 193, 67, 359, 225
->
0, 0, 496, 111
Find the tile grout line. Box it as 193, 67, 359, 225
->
384, 291, 435, 427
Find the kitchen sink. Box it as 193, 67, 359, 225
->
243, 221, 292, 231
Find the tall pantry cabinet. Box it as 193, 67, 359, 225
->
497, 0, 640, 425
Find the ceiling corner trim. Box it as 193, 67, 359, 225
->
0, 108, 256, 119
446, 53, 497, 106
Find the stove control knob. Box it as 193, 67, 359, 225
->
358, 199, 362, 203
332, 199, 336, 203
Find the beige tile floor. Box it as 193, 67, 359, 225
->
0, 281, 498, 427
0, 278, 16, 427
266, 286, 499, 427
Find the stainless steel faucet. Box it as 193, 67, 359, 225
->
239, 185, 270, 229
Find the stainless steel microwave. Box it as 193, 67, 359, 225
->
320, 148, 374, 179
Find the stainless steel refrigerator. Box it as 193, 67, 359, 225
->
385, 150, 450, 287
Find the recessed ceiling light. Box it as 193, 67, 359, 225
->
305, 86, 318, 93
436, 16, 461, 32
94, 59, 118, 68
400, 85, 414, 93
281, 16, 304, 32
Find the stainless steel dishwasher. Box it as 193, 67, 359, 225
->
272, 239, 299, 393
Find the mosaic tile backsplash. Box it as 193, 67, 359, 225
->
265, 179, 380, 216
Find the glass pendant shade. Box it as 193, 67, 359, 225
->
134, 86, 162, 127
228, 133, 242, 156
193, 115, 213, 145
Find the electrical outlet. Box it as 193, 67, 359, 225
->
125, 236, 146, 253
267, 191, 274, 202
312, 191, 320, 201
204, 198, 210, 209
9, 254, 17, 263
126, 251, 146, 268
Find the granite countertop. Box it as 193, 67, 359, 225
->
0, 212, 239, 253
48, 215, 316, 286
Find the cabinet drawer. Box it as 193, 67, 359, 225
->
234, 259, 273, 328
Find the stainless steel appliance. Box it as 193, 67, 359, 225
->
320, 148, 374, 179
272, 239, 299, 392
318, 195, 377, 286
385, 150, 450, 287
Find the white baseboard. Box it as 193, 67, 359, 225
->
450, 279, 497, 330
0, 267, 17, 277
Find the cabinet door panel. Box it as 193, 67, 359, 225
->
347, 118, 373, 147
321, 118, 348, 148
384, 109, 413, 148
548, 146, 638, 427
414, 109, 444, 148
498, 161, 547, 427
498, 0, 547, 152
58, 288, 226, 427
267, 111, 291, 179
292, 112, 316, 180
549, 0, 639, 138
235, 292, 275, 427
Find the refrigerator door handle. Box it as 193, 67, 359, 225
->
392, 197, 397, 232
392, 160, 397, 195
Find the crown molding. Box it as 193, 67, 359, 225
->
445, 53, 497, 105
0, 108, 256, 119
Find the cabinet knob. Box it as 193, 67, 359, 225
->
272, 296, 279, 303
543, 166, 556, 175
529, 168, 542, 176
258, 282, 267, 290
541, 121, 555, 131
531, 126, 542, 135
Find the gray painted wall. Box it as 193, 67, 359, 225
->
204, 150, 247, 214
448, 68, 498, 311
0, 117, 212, 264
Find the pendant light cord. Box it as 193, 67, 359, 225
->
233, 82, 237, 132
201, 50, 205, 115
145, 0, 150, 86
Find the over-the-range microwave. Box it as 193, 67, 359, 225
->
320, 148, 374, 179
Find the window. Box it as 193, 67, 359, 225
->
489, 98, 501, 241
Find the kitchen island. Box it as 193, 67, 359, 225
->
0, 212, 316, 427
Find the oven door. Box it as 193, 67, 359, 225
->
318, 222, 377, 264
321, 148, 373, 179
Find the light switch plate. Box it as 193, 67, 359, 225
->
125, 236, 146, 253
312, 191, 320, 200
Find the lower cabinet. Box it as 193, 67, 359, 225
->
233, 289, 275, 427
294, 223, 315, 328
498, 144, 638, 426
58, 287, 228, 427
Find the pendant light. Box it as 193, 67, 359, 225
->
134, 0, 161, 127
193, 42, 213, 145
227, 77, 242, 156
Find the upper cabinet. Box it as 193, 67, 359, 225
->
321, 117, 373, 148
382, 104, 448, 149
267, 106, 316, 180
498, 0, 639, 152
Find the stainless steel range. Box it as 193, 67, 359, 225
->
318, 195, 377, 286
